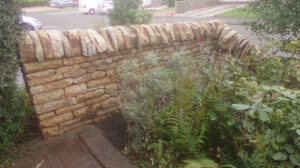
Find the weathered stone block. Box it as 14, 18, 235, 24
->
24, 59, 63, 73
33, 89, 65, 105
65, 83, 87, 97
86, 29, 107, 53
78, 30, 95, 57
105, 27, 119, 51
36, 30, 55, 60
19, 34, 36, 63
28, 31, 45, 62
27, 69, 55, 80
43, 78, 74, 92
63, 69, 86, 78
28, 74, 63, 87
93, 89, 105, 97
87, 78, 112, 89
97, 107, 117, 116
58, 30, 71, 57
73, 107, 89, 117
41, 125, 60, 139
76, 92, 94, 103
74, 74, 91, 84
86, 94, 110, 106
98, 28, 114, 53
37, 112, 55, 121
105, 84, 118, 94
101, 97, 118, 109
35, 97, 77, 114
46, 30, 65, 58
64, 30, 82, 57
112, 27, 125, 50
56, 64, 81, 74
56, 103, 85, 115
91, 71, 106, 79
40, 112, 73, 128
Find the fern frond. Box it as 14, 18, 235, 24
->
184, 158, 218, 168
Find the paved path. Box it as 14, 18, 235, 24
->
5, 125, 135, 168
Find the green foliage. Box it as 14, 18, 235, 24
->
0, 87, 35, 164
21, 0, 49, 7
184, 158, 218, 168
109, 0, 152, 26
118, 48, 300, 167
216, 7, 257, 18
247, 0, 300, 41
0, 0, 35, 165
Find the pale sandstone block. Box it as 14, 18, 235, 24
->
155, 25, 169, 44
78, 30, 94, 57
28, 31, 45, 62
106, 57, 113, 64
28, 74, 63, 87
86, 29, 107, 53
106, 69, 115, 77
92, 59, 106, 66
24, 59, 63, 73
87, 66, 97, 73
130, 25, 144, 49
80, 62, 90, 68
98, 28, 114, 53
117, 26, 137, 50
58, 30, 71, 57
27, 69, 55, 80
101, 97, 118, 109
73, 107, 89, 118
36, 30, 55, 60
56, 64, 80, 74
64, 30, 82, 57
65, 83, 87, 97
63, 69, 86, 78
93, 89, 105, 97
46, 30, 65, 58
19, 34, 36, 63
94, 114, 110, 123
105, 83, 118, 94
37, 112, 55, 121
30, 85, 45, 95
76, 92, 94, 103
73, 74, 91, 84
91, 71, 106, 79
105, 27, 119, 51
112, 27, 125, 50
33, 89, 65, 105
97, 106, 117, 116
59, 117, 80, 128
35, 97, 77, 114
143, 25, 157, 45
41, 125, 60, 139
163, 23, 176, 41
43, 78, 74, 92
86, 94, 110, 106
40, 112, 73, 128
87, 77, 112, 89
56, 103, 85, 115
63, 57, 76, 65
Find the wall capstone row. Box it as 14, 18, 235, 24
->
18, 21, 261, 139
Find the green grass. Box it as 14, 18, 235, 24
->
38, 7, 78, 14
216, 8, 257, 18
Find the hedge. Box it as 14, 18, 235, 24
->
21, 0, 49, 7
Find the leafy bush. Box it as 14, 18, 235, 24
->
167, 0, 176, 7
109, 0, 152, 26
21, 0, 49, 7
118, 48, 300, 167
0, 0, 35, 165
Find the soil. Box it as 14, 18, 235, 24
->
95, 112, 127, 150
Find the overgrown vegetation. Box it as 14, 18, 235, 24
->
118, 48, 300, 167
109, 0, 152, 26
0, 0, 35, 165
21, 0, 49, 7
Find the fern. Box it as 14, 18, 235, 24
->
184, 158, 218, 168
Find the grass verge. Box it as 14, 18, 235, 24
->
216, 7, 257, 18
38, 7, 78, 14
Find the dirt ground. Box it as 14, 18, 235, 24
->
95, 112, 127, 150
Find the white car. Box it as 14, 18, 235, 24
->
21, 15, 42, 31
79, 0, 102, 15
99, 0, 113, 15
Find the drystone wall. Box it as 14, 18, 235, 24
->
18, 21, 260, 139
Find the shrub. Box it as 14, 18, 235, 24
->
0, 0, 35, 165
118, 49, 300, 167
20, 0, 49, 7
109, 0, 152, 26
167, 0, 176, 7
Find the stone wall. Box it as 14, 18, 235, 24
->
18, 21, 260, 139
